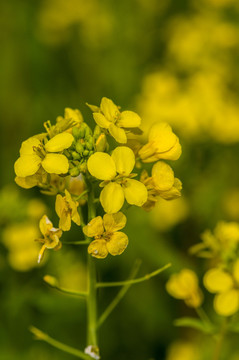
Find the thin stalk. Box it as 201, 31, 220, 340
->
62, 240, 90, 245
213, 319, 228, 360
29, 326, 91, 360
97, 259, 142, 329
196, 307, 213, 328
43, 276, 88, 298
96, 263, 171, 288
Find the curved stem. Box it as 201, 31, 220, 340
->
96, 263, 171, 288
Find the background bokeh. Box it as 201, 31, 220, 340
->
1, 0, 239, 359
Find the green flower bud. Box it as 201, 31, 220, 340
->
83, 150, 89, 156
72, 151, 81, 160
76, 142, 84, 154
93, 125, 101, 138
85, 126, 92, 138
72, 126, 81, 139
86, 141, 93, 150
69, 166, 80, 177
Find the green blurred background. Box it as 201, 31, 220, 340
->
1, 0, 239, 359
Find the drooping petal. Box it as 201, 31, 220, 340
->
152, 161, 175, 191
15, 175, 39, 189
107, 231, 128, 256
117, 111, 141, 128
55, 194, 65, 218
45, 133, 74, 152
103, 212, 127, 233
214, 289, 239, 316
100, 182, 125, 214
14, 155, 41, 177
19, 137, 41, 156
39, 215, 53, 236
83, 216, 104, 237
203, 268, 233, 293
59, 211, 72, 231
87, 152, 116, 180
88, 239, 108, 259
100, 97, 119, 121
159, 178, 182, 200
42, 154, 69, 174
148, 122, 177, 152
109, 123, 127, 144
111, 146, 135, 175
93, 113, 110, 129
123, 179, 147, 207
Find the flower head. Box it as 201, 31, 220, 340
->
139, 122, 182, 163
87, 97, 141, 144
55, 190, 81, 231
87, 146, 147, 213
14, 133, 74, 178
36, 215, 62, 263
83, 212, 128, 259
166, 269, 203, 308
203, 261, 239, 316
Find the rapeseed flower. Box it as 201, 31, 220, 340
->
36, 215, 62, 263
203, 261, 239, 316
138, 122, 182, 163
87, 97, 141, 143
55, 190, 81, 231
14, 132, 74, 178
83, 212, 128, 259
166, 269, 203, 308
87, 146, 147, 213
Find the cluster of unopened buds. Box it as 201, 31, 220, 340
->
14, 97, 182, 261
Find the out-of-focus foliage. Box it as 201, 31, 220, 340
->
1, 0, 239, 359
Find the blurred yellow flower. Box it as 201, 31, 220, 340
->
203, 261, 239, 316
27, 199, 47, 220
83, 212, 128, 259
166, 269, 203, 308
55, 189, 81, 231
36, 215, 63, 263
87, 146, 147, 213
139, 122, 181, 163
14, 133, 74, 178
166, 341, 200, 360
2, 223, 41, 271
87, 97, 141, 143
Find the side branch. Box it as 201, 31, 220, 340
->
43, 275, 88, 298
96, 263, 171, 288
29, 326, 92, 360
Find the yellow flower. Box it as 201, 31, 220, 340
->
87, 146, 147, 213
14, 133, 74, 178
87, 97, 141, 143
166, 269, 203, 308
83, 212, 128, 259
55, 190, 81, 231
36, 215, 63, 263
203, 261, 239, 316
138, 122, 182, 163
140, 162, 182, 211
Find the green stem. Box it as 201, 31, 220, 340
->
196, 307, 213, 327
43, 276, 88, 298
97, 259, 142, 329
213, 319, 228, 360
29, 326, 91, 360
96, 263, 171, 288
62, 240, 90, 245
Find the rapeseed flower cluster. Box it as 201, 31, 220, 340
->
14, 97, 181, 261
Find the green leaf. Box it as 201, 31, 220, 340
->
174, 317, 215, 334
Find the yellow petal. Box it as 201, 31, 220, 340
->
214, 289, 239, 316
123, 179, 147, 206
64, 108, 83, 123
100, 182, 125, 213
100, 97, 119, 121
83, 216, 104, 237
59, 211, 72, 231
15, 175, 39, 189
42, 154, 69, 174
152, 161, 175, 191
39, 215, 53, 236
203, 268, 233, 293
159, 178, 182, 200
55, 194, 65, 217
111, 146, 135, 175
88, 239, 108, 259
45, 133, 74, 152
148, 122, 177, 152
14, 155, 41, 177
103, 212, 127, 233
107, 232, 128, 256
159, 138, 182, 160
87, 152, 116, 180
109, 123, 127, 143
72, 210, 81, 226
117, 111, 141, 128
93, 113, 110, 129
19, 137, 41, 156
166, 269, 199, 299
